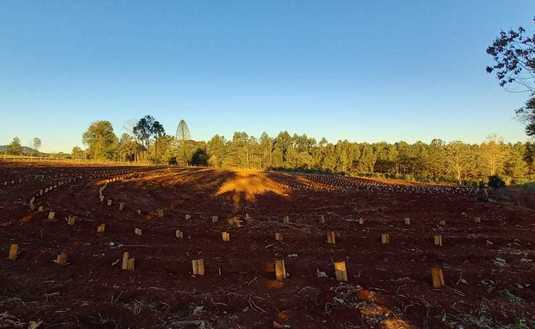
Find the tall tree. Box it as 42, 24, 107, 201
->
117, 133, 142, 162
32, 137, 42, 152
71, 146, 86, 160
176, 120, 191, 142
487, 19, 535, 135
445, 141, 473, 183
207, 135, 226, 168
504, 142, 529, 183
259, 132, 273, 169
152, 121, 166, 159
480, 135, 507, 177
7, 137, 22, 155
133, 115, 156, 149
176, 120, 191, 164
82, 121, 118, 160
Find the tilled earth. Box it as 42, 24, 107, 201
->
1, 163, 534, 329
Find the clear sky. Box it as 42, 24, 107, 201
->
1, 1, 534, 153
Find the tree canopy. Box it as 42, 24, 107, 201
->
73, 117, 534, 186
487, 18, 535, 135
7, 137, 22, 155
32, 137, 42, 151
82, 121, 118, 160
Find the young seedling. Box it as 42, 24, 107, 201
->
381, 233, 391, 245
134, 228, 142, 236
275, 232, 283, 241
221, 232, 230, 241
433, 234, 443, 247
175, 229, 183, 239
48, 211, 56, 220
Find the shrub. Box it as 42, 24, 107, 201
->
488, 175, 506, 189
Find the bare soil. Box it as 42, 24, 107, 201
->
1, 163, 534, 329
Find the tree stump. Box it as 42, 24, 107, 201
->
192, 259, 205, 276
97, 224, 106, 233
127, 258, 135, 271
121, 252, 130, 270
326, 231, 336, 245
275, 259, 287, 281
433, 234, 442, 247
431, 267, 445, 288
66, 216, 76, 225
282, 216, 290, 224
55, 252, 68, 265
334, 261, 348, 282
8, 244, 18, 260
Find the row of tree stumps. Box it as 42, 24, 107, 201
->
7, 175, 446, 290
8, 170, 141, 270
94, 175, 448, 288
6, 217, 446, 288
7, 213, 447, 289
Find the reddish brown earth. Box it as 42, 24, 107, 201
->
1, 162, 534, 329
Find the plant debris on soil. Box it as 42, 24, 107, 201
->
1, 162, 534, 329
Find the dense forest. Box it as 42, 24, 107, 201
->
62, 116, 535, 186
3, 116, 534, 185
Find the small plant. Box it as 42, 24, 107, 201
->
488, 175, 505, 189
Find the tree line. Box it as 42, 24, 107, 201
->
2, 137, 42, 155
72, 116, 535, 186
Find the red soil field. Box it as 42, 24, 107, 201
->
1, 162, 534, 329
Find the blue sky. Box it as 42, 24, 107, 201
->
1, 1, 534, 152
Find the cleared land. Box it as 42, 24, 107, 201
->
0, 162, 534, 329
